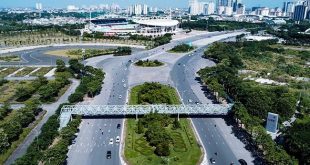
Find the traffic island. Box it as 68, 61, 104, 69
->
134, 59, 164, 67
124, 82, 201, 165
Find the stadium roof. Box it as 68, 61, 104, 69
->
133, 19, 179, 27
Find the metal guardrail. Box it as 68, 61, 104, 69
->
59, 104, 233, 129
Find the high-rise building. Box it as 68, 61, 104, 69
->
189, 0, 208, 15
217, 6, 225, 14
142, 4, 148, 15
293, 5, 308, 21
217, 0, 233, 7
236, 3, 245, 14
110, 3, 120, 13
283, 1, 296, 17
303, 0, 310, 7
189, 0, 200, 15
217, 0, 223, 7
135, 4, 142, 15
233, 0, 242, 12
204, 2, 215, 15
224, 6, 233, 15
128, 4, 149, 15
35, 3, 42, 10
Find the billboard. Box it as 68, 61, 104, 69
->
266, 112, 279, 133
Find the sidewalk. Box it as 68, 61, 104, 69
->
0, 43, 145, 54
5, 79, 80, 165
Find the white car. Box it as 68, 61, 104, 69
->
115, 136, 120, 143
188, 99, 192, 103
109, 138, 113, 145
119, 95, 122, 99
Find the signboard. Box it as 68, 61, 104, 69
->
266, 112, 279, 133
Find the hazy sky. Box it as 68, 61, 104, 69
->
1, 0, 286, 9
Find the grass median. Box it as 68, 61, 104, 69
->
124, 82, 201, 165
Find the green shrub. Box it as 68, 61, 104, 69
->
170, 44, 194, 53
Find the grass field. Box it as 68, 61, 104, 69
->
125, 83, 201, 165
0, 55, 20, 62
0, 79, 69, 103
45, 49, 79, 59
14, 67, 37, 77
30, 67, 53, 77
45, 49, 115, 59
0, 68, 20, 77
0, 81, 27, 103
125, 119, 201, 165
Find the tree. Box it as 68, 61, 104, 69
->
15, 85, 35, 101
172, 118, 181, 129
0, 129, 10, 154
0, 102, 11, 120
155, 142, 170, 156
68, 91, 84, 103
56, 59, 66, 72
69, 59, 83, 74
136, 119, 144, 134
2, 120, 22, 142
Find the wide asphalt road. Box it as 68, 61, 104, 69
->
65, 31, 241, 165
171, 44, 246, 164
0, 45, 143, 66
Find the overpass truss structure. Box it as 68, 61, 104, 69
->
59, 104, 233, 129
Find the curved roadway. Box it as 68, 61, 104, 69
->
4, 31, 253, 165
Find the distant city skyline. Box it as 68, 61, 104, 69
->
1, 0, 287, 9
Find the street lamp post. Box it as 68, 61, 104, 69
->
82, 48, 85, 77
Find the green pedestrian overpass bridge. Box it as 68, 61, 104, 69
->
59, 104, 233, 129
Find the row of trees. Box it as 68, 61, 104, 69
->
114, 47, 132, 56
14, 60, 71, 103
180, 18, 265, 31
15, 76, 48, 102
0, 99, 41, 155
153, 33, 172, 47
13, 104, 65, 165
68, 59, 105, 103
41, 116, 81, 165
266, 22, 310, 45
198, 41, 299, 163
233, 103, 295, 164
14, 60, 105, 164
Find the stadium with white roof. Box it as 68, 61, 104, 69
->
82, 17, 179, 37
